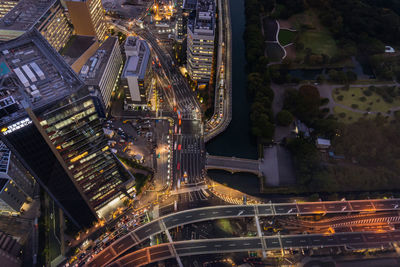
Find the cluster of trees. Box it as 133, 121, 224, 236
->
245, 0, 275, 143
370, 54, 400, 82
287, 116, 400, 192
334, 118, 400, 169
266, 0, 400, 68
327, 69, 357, 84
244, 0, 268, 74
331, 117, 400, 190
368, 85, 400, 103
269, 0, 304, 19
363, 0, 400, 16
247, 71, 275, 142
283, 85, 338, 136
286, 138, 336, 191
269, 67, 301, 84
276, 110, 294, 126
310, 0, 400, 54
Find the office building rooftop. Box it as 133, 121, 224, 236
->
62, 35, 97, 61
0, 29, 84, 125
0, 0, 57, 31
188, 0, 214, 33
122, 36, 150, 80
80, 37, 118, 85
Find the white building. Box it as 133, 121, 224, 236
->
316, 138, 331, 150
186, 0, 215, 82
122, 36, 152, 110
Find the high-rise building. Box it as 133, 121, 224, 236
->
0, 0, 73, 52
79, 37, 123, 114
186, 0, 215, 82
122, 36, 152, 110
65, 0, 108, 42
0, 29, 129, 228
0, 178, 25, 215
0, 0, 19, 18
175, 0, 184, 41
0, 142, 36, 215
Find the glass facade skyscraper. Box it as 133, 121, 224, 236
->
0, 30, 129, 228
38, 94, 125, 210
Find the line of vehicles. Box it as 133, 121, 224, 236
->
67, 208, 151, 266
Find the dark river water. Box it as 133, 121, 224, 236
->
205, 0, 261, 194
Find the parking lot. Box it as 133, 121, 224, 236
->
104, 118, 172, 189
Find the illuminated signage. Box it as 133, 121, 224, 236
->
3, 118, 32, 135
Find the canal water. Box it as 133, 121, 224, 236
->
206, 0, 257, 159
206, 0, 260, 194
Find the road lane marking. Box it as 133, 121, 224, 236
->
186, 215, 192, 218
228, 244, 236, 247
178, 246, 207, 250
145, 228, 152, 233
244, 243, 250, 246
214, 245, 221, 247
212, 211, 219, 214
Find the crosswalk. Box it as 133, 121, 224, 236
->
174, 134, 205, 184
331, 216, 400, 228
179, 190, 209, 203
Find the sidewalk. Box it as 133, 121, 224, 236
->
208, 180, 265, 205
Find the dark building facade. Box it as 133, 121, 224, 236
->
0, 30, 128, 228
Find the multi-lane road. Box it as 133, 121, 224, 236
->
86, 199, 400, 267
108, 231, 400, 267
135, 27, 206, 190
173, 134, 204, 184
136, 29, 200, 120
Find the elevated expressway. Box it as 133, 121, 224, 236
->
87, 199, 400, 267
205, 154, 262, 176
108, 231, 400, 267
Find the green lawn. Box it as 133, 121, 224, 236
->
299, 30, 338, 57
278, 29, 296, 46
333, 106, 366, 123
287, 9, 338, 59
333, 87, 400, 113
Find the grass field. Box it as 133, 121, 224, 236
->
287, 9, 339, 60
333, 87, 400, 113
299, 31, 338, 57
278, 29, 296, 46
334, 106, 366, 123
